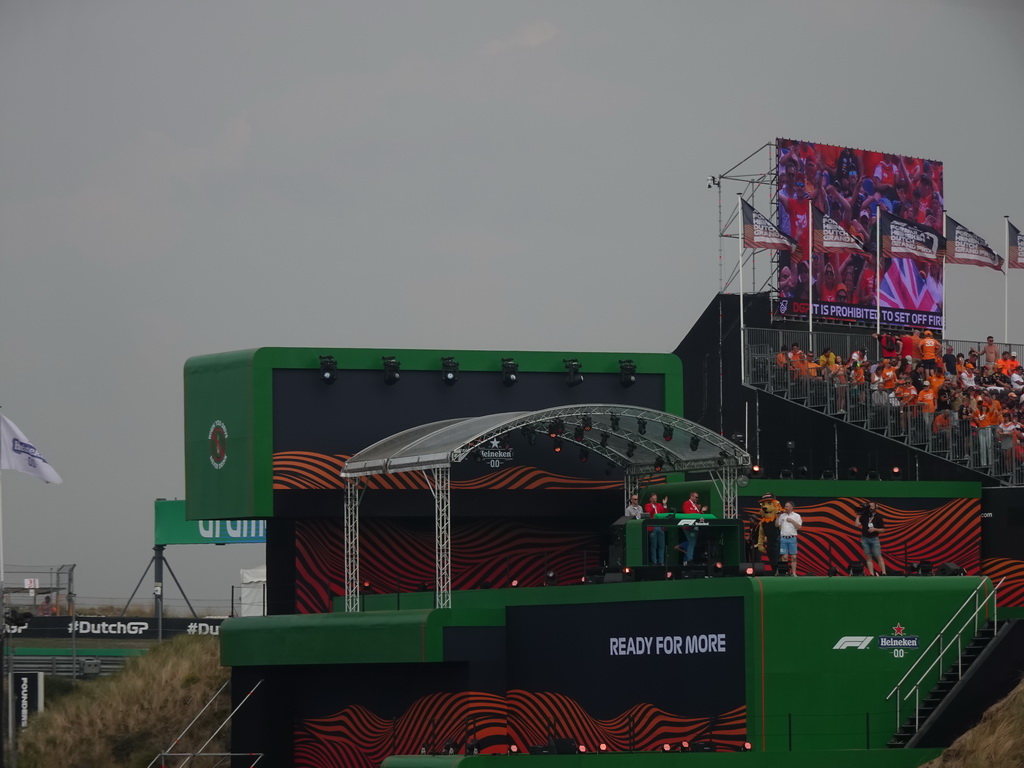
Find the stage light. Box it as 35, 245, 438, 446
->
544, 570, 558, 586
548, 419, 565, 438
663, 425, 674, 441
637, 418, 647, 435
509, 745, 519, 754
713, 561, 724, 577
848, 561, 865, 576
662, 743, 671, 752
820, 469, 835, 480
319, 355, 338, 385
690, 435, 700, 451
564, 358, 584, 387
890, 466, 902, 480
653, 456, 664, 472
786, 440, 796, 450
578, 745, 587, 753
599, 433, 609, 448
742, 742, 752, 751
619, 359, 637, 387
361, 579, 372, 592
574, 426, 585, 442
510, 578, 520, 587
917, 561, 934, 576
443, 739, 458, 755
866, 469, 880, 480
467, 738, 480, 755
441, 356, 459, 385
780, 468, 793, 479
797, 465, 810, 479
501, 357, 519, 386
519, 426, 537, 446
742, 563, 755, 576
846, 466, 861, 480
626, 442, 636, 458
937, 562, 965, 576
776, 562, 791, 576
552, 438, 563, 453
581, 415, 593, 431
610, 414, 620, 431
579, 448, 590, 463
381, 355, 400, 385
599, 743, 608, 752
750, 465, 764, 477
828, 565, 838, 577
680, 741, 690, 752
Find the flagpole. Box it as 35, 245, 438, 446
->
737, 193, 745, 382
876, 212, 882, 337
808, 198, 813, 339
942, 211, 948, 339
1006, 216, 1011, 343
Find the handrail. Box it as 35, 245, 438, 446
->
885, 577, 1003, 733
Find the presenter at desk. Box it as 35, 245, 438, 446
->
645, 492, 668, 565
674, 491, 707, 564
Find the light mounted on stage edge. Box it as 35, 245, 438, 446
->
564, 358, 583, 387
441, 356, 459, 385
619, 359, 637, 387
663, 425, 673, 441
382, 355, 401, 385
689, 435, 700, 452
319, 355, 338, 385
501, 357, 518, 387
636, 418, 647, 435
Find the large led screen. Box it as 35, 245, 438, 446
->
776, 139, 944, 330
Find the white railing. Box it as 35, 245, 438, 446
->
885, 578, 1004, 734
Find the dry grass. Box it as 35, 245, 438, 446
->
919, 673, 1024, 768
18, 635, 230, 768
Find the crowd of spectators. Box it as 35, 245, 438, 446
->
774, 331, 1024, 474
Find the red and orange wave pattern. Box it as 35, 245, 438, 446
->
273, 451, 627, 491
295, 518, 606, 613
743, 496, 981, 578
294, 690, 746, 767
978, 557, 1024, 608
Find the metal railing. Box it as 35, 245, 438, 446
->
745, 328, 1024, 485
885, 577, 1003, 734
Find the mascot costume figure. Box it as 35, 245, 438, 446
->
753, 492, 782, 569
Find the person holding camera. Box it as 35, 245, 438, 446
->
855, 501, 887, 576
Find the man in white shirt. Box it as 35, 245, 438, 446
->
624, 494, 644, 520
776, 501, 803, 576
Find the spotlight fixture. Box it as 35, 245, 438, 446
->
599, 743, 608, 753
574, 426, 585, 442
552, 438, 563, 453
581, 415, 593, 431
846, 466, 860, 480
848, 561, 865, 576
780, 468, 793, 479
820, 469, 836, 480
547, 419, 565, 438
361, 579, 372, 592
797, 465, 810, 479
637, 418, 647, 435
599, 432, 609, 448
501, 357, 519, 387
319, 355, 338, 385
750, 464, 764, 477
619, 359, 637, 387
866, 469, 880, 481
382, 355, 401, 385
890, 466, 902, 480
626, 442, 636, 458
544, 570, 558, 586
653, 456, 664, 472
610, 414, 621, 431
742, 742, 752, 752
917, 561, 934, 576
663, 425, 674, 441
564, 358, 583, 387
689, 435, 700, 452
441, 356, 459, 385
786, 440, 796, 451
579, 447, 590, 463
519, 426, 537, 446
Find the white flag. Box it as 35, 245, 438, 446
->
0, 414, 63, 484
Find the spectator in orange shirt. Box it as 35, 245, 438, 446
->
920, 330, 939, 373
997, 351, 1017, 378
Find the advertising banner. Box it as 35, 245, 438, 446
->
6, 616, 224, 640
776, 139, 945, 330
1008, 220, 1023, 269
13, 672, 43, 730
945, 215, 1002, 270
155, 499, 266, 545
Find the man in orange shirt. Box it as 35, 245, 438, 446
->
920, 330, 939, 373
996, 351, 1016, 378
881, 360, 898, 404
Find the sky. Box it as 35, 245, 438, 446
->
1, 0, 1022, 608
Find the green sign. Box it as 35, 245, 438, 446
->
154, 500, 266, 546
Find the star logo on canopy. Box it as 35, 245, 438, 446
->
489, 438, 501, 448
892, 623, 905, 636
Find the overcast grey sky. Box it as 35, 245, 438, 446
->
1, 1, 1022, 606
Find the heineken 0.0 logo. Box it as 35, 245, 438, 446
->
209, 420, 228, 469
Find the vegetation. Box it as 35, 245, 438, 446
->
16, 635, 229, 768
919, 675, 1024, 768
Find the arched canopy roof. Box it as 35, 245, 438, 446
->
341, 404, 750, 478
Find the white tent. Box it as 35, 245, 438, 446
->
239, 565, 266, 617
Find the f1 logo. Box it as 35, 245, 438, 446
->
833, 636, 873, 650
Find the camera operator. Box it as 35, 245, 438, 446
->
854, 501, 887, 576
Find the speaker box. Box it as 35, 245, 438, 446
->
936, 562, 965, 576
549, 738, 578, 755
